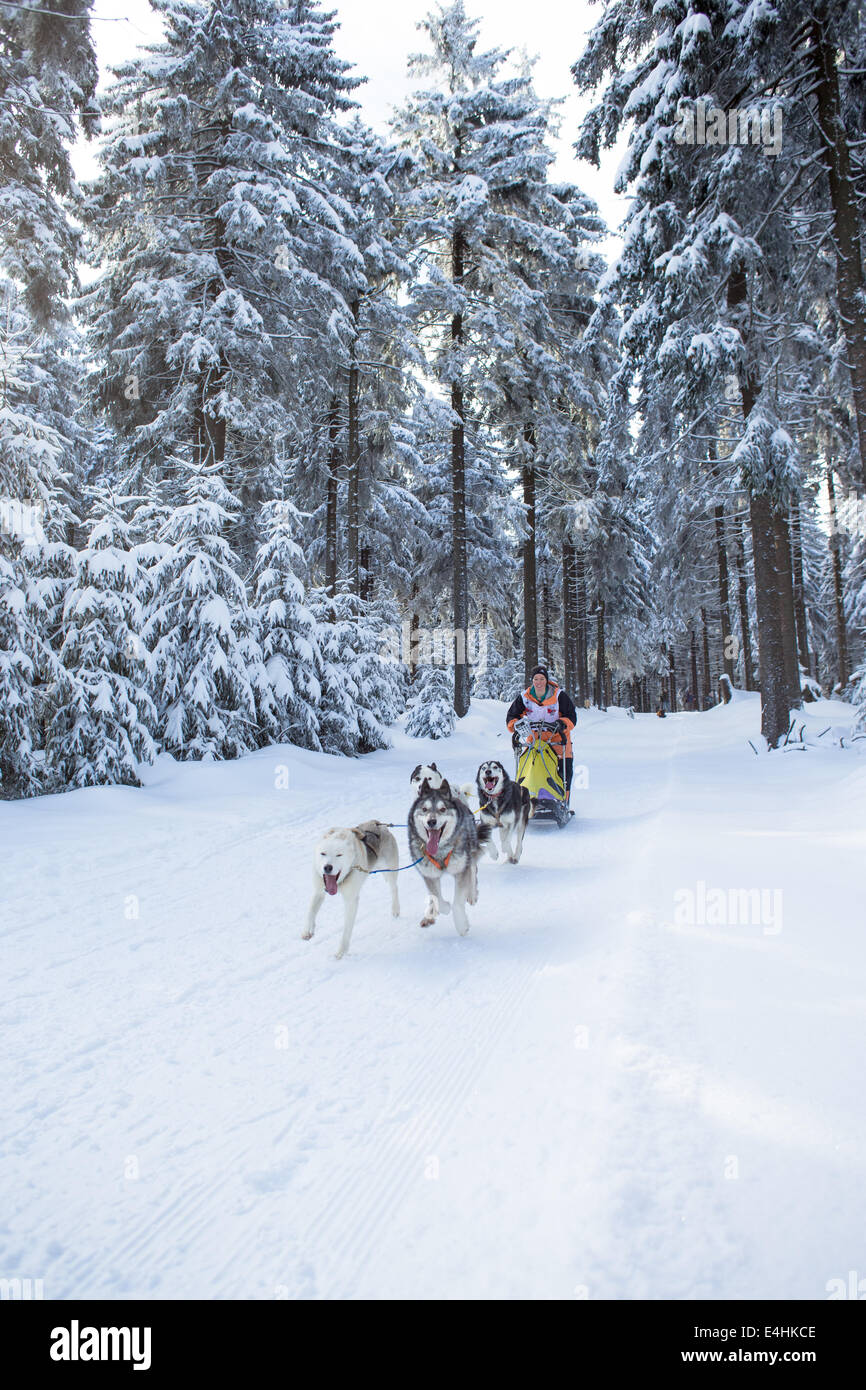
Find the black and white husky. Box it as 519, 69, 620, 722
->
303, 820, 400, 959
475, 760, 533, 864
408, 780, 491, 935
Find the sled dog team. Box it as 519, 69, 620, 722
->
304, 760, 534, 958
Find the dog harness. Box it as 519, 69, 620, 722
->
423, 846, 453, 871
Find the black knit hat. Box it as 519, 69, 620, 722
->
530, 665, 549, 680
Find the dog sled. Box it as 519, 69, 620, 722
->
512, 717, 573, 828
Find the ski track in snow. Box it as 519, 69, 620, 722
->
1, 697, 864, 1300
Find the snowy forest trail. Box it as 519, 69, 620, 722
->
2, 697, 865, 1300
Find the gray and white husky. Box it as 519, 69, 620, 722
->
408, 780, 491, 935
476, 759, 533, 864
303, 820, 400, 959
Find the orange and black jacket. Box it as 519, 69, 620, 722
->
506, 682, 577, 757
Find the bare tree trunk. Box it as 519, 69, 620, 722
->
346, 299, 361, 595
407, 605, 419, 681
562, 540, 576, 693
522, 425, 538, 682
751, 492, 792, 741
731, 518, 755, 690
713, 503, 735, 680
690, 628, 699, 707
595, 601, 605, 709
827, 464, 850, 688
790, 502, 811, 674
774, 511, 802, 706
728, 262, 791, 745
542, 573, 550, 667
325, 397, 340, 596
451, 229, 470, 717
700, 606, 711, 709
811, 11, 866, 489
668, 644, 678, 712
576, 550, 588, 704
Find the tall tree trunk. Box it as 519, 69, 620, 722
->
595, 601, 605, 709
668, 644, 678, 713
451, 230, 470, 716
562, 540, 576, 693
751, 493, 792, 739
773, 511, 802, 706
690, 628, 699, 707
346, 299, 361, 595
576, 550, 588, 705
325, 397, 340, 596
731, 519, 755, 690
541, 574, 550, 667
790, 502, 811, 674
811, 11, 866, 489
713, 502, 735, 680
827, 464, 850, 688
700, 606, 711, 710
522, 424, 538, 682
728, 262, 791, 745
360, 544, 372, 600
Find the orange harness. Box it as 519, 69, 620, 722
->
423, 847, 453, 871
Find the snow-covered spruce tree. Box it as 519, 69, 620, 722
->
334, 119, 424, 599
251, 498, 322, 750
143, 463, 262, 760
308, 590, 403, 755
0, 1, 97, 530
393, 0, 604, 714
0, 0, 97, 328
471, 627, 522, 702
86, 0, 365, 535
0, 540, 54, 798
720, 1, 866, 492
573, 0, 820, 745
406, 664, 457, 739
292, 120, 428, 605
397, 393, 520, 685
44, 491, 156, 789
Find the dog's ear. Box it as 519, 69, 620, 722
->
439, 777, 451, 795
410, 765, 421, 780
430, 763, 438, 772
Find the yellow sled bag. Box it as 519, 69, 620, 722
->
516, 736, 565, 803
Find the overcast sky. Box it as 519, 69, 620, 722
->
77, 0, 628, 247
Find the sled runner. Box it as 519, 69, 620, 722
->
513, 717, 573, 828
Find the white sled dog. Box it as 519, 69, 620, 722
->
408, 779, 491, 936
410, 762, 475, 808
303, 820, 400, 959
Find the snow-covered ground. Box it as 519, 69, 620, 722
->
2, 695, 865, 1300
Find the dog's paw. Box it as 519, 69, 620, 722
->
419, 915, 435, 928
301, 928, 314, 940
455, 921, 470, 937
507, 854, 518, 864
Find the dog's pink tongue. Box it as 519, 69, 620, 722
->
425, 827, 442, 857
323, 872, 339, 896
